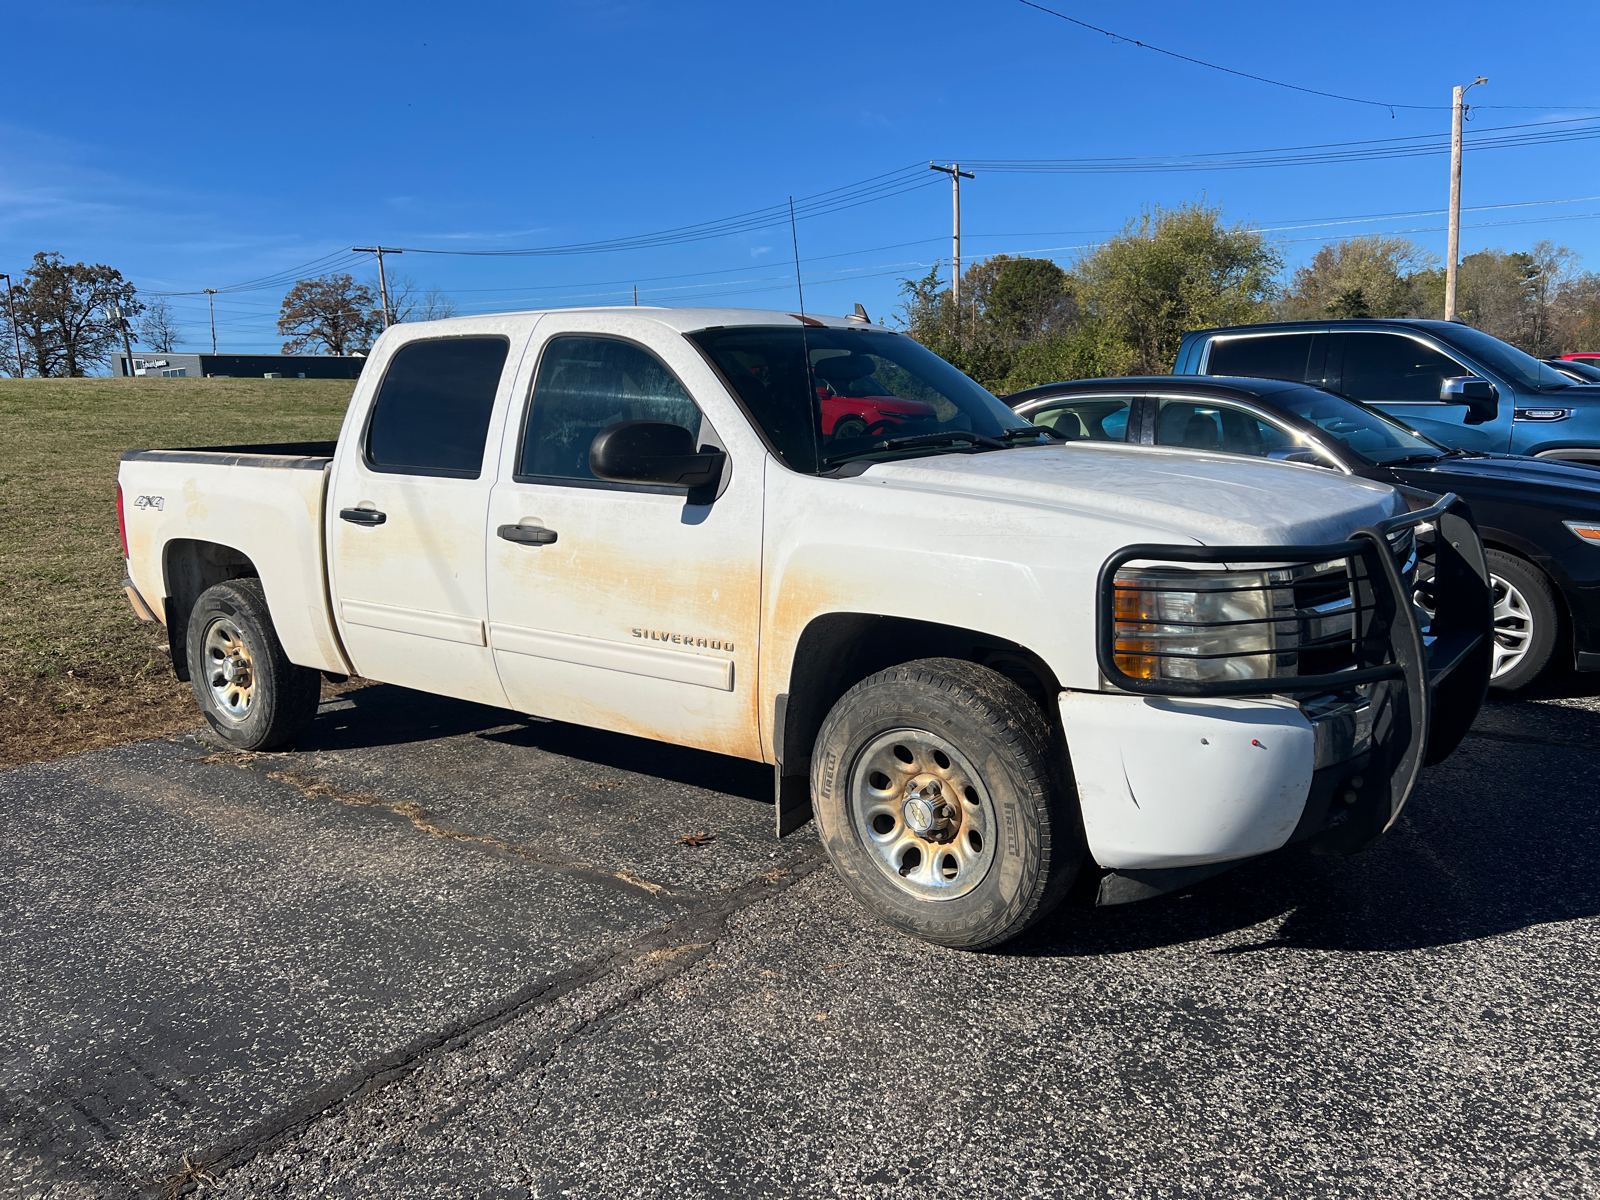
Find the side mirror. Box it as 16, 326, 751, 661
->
1440, 375, 1498, 425
589, 420, 726, 492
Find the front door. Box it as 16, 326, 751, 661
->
1332, 331, 1513, 453
485, 316, 764, 759
327, 333, 518, 708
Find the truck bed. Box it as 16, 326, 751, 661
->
118, 442, 352, 676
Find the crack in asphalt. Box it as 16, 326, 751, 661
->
147, 842, 829, 1197
187, 748, 683, 901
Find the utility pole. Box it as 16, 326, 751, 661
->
929, 163, 975, 307
633, 284, 638, 306
108, 302, 135, 379
0, 273, 21, 377
353, 246, 403, 327
1444, 76, 1488, 322
203, 289, 218, 353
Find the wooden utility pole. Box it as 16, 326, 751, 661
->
109, 302, 135, 378
203, 289, 217, 354
929, 163, 975, 306
0, 273, 21, 376
1444, 77, 1488, 321
353, 247, 404, 327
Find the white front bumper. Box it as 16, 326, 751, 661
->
1059, 691, 1317, 870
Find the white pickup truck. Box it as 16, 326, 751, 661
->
118, 307, 1490, 948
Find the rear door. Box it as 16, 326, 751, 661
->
327, 331, 522, 707
484, 313, 765, 760
1203, 331, 1324, 385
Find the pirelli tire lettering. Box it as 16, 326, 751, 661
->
631, 627, 733, 652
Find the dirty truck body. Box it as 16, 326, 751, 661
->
118, 308, 1489, 948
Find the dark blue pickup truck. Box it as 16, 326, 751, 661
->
1174, 319, 1600, 464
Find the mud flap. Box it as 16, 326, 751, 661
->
775, 772, 813, 837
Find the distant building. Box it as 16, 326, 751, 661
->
114, 353, 366, 379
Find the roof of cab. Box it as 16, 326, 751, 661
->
391, 306, 895, 337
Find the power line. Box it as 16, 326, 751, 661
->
1013, 0, 1444, 114
962, 115, 1600, 174
392, 164, 940, 258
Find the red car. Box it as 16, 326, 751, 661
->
818, 389, 938, 438
1560, 352, 1600, 365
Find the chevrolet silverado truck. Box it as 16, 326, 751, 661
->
117, 308, 1490, 949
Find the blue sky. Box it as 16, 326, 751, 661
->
3, 0, 1598, 354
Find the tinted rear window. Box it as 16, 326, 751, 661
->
1206, 333, 1316, 383
365, 337, 510, 477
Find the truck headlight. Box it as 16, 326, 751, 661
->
1113, 568, 1276, 683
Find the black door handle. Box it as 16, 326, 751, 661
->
497, 523, 557, 545
339, 507, 387, 526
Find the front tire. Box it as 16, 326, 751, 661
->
186, 578, 321, 750
1484, 550, 1559, 692
811, 658, 1082, 950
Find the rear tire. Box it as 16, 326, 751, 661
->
1484, 550, 1559, 692
811, 658, 1082, 950
186, 578, 321, 750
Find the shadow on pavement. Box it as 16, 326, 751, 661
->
298, 682, 773, 803
1016, 698, 1600, 959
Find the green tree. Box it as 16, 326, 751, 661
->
1457, 241, 1581, 357
1281, 235, 1437, 320
8, 251, 142, 377
277, 273, 383, 355
987, 257, 1075, 341
1073, 202, 1282, 375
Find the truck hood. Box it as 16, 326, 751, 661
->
859, 442, 1404, 546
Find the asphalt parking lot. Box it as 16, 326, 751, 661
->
3, 681, 1598, 1199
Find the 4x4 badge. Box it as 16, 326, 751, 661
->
133, 495, 165, 510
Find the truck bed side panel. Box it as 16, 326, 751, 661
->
118, 452, 352, 675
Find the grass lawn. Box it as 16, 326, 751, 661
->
0, 376, 356, 768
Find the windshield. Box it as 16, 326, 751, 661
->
1277, 387, 1446, 466
1440, 324, 1573, 391
688, 325, 1033, 474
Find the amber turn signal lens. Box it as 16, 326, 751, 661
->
1565, 521, 1600, 545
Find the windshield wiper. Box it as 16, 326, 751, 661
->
1385, 452, 1448, 466
1439, 447, 1488, 458
996, 426, 1067, 442
879, 431, 1010, 451
821, 430, 1009, 467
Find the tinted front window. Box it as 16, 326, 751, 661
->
1206, 334, 1316, 383
1440, 325, 1573, 390
519, 336, 701, 482
1337, 333, 1466, 403
366, 337, 509, 477
1027, 397, 1132, 441
1274, 387, 1441, 465
689, 326, 1030, 474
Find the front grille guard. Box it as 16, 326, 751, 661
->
1095, 494, 1491, 847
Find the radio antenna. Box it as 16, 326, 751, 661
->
788, 196, 806, 316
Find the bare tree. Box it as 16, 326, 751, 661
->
139, 298, 181, 352
9, 252, 142, 376
383, 274, 459, 323
277, 273, 383, 355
